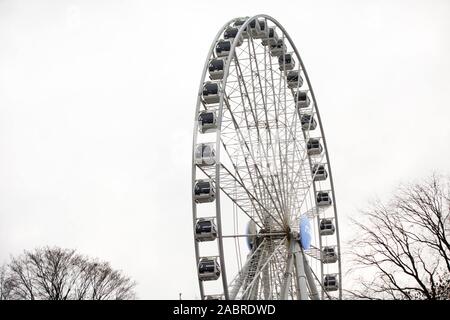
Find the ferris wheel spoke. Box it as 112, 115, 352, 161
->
223, 75, 275, 210
289, 154, 328, 224
268, 133, 311, 225
263, 47, 315, 226
221, 59, 286, 226
248, 35, 291, 225
283, 140, 309, 219
286, 166, 313, 222
285, 75, 305, 218
235, 45, 285, 203
279, 33, 292, 224
303, 244, 322, 260
265, 46, 295, 225
281, 90, 317, 223
199, 164, 271, 229
220, 127, 284, 228
286, 91, 316, 218
231, 55, 287, 220
283, 119, 327, 220
265, 67, 293, 224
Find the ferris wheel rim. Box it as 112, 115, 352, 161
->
191, 17, 237, 299
192, 14, 342, 300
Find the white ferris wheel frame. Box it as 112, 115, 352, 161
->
192, 14, 342, 300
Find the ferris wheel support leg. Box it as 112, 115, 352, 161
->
303, 255, 320, 300
293, 242, 309, 300
280, 240, 295, 299
229, 264, 248, 300
230, 239, 267, 300
247, 248, 266, 300
262, 252, 271, 299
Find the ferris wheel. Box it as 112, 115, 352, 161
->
191, 15, 342, 300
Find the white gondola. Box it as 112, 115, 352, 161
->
194, 143, 216, 166
208, 58, 225, 80
223, 27, 244, 47
319, 218, 335, 236
198, 110, 217, 133
278, 53, 295, 71
261, 27, 278, 46
321, 246, 338, 264
198, 257, 221, 281
215, 40, 232, 57
294, 90, 311, 108
324, 274, 339, 291
300, 114, 317, 131
312, 164, 328, 181
233, 18, 250, 38
193, 179, 215, 203
256, 19, 269, 38
287, 70, 304, 89
202, 82, 220, 104
307, 138, 323, 156
269, 39, 286, 57
195, 218, 217, 242
248, 19, 262, 38
316, 191, 332, 207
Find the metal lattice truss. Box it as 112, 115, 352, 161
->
219, 39, 323, 228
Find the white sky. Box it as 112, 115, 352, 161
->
0, 0, 449, 299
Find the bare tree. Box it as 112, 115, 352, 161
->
0, 247, 136, 300
0, 265, 11, 300
347, 174, 450, 300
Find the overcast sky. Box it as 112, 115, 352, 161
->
1, 0, 449, 299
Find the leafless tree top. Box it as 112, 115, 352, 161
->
347, 174, 450, 300
0, 246, 136, 300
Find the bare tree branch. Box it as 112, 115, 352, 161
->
1, 247, 136, 300
347, 174, 450, 300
